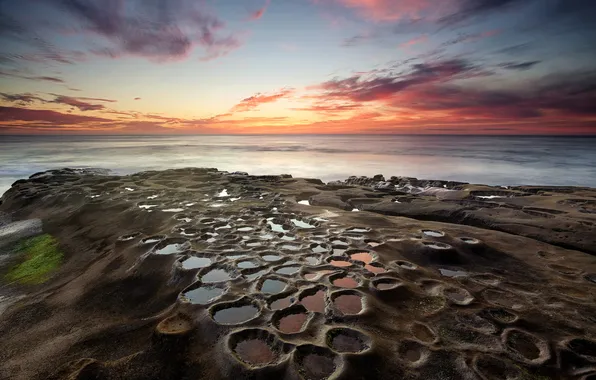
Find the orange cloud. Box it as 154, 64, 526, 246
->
230, 88, 294, 112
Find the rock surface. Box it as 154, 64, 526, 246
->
0, 168, 594, 380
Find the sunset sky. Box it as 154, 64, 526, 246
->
0, 0, 595, 134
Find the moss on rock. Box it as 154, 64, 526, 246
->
5, 234, 63, 285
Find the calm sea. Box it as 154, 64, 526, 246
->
1, 135, 595, 195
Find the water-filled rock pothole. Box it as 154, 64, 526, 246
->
154, 239, 187, 255
211, 298, 261, 325
327, 257, 352, 268
293, 344, 340, 380
140, 235, 166, 245
311, 243, 328, 254
326, 327, 371, 353
201, 267, 239, 283
410, 322, 437, 343
398, 340, 428, 364
365, 263, 386, 274
260, 278, 287, 294
181, 256, 212, 270
331, 273, 360, 288
443, 287, 474, 305
439, 268, 468, 278
331, 290, 363, 315
423, 241, 453, 250
349, 251, 374, 264
275, 265, 301, 275
372, 278, 401, 291
228, 328, 286, 368
422, 230, 445, 237
299, 287, 327, 313
273, 305, 310, 334
181, 284, 225, 305
503, 328, 549, 364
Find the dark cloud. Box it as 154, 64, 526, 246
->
0, 105, 111, 124
440, 0, 528, 26
51, 95, 106, 111
500, 61, 540, 70
45, 0, 242, 62
0, 92, 45, 104
0, 69, 65, 83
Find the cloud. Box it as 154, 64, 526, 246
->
500, 61, 540, 70
399, 35, 428, 48
1, 0, 243, 64
0, 106, 112, 124
230, 88, 294, 112
50, 95, 107, 111
321, 0, 450, 22
0, 92, 46, 104
134, 97, 141, 100
248, 0, 270, 21
316, 58, 487, 102
0, 69, 66, 83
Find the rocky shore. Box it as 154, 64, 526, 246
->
0, 168, 595, 380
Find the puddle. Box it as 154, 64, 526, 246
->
210, 203, 225, 208
365, 263, 386, 274
304, 270, 334, 281
298, 200, 310, 206
237, 227, 254, 232
139, 204, 158, 209
270, 296, 294, 310
460, 237, 480, 244
311, 244, 327, 254
330, 259, 352, 268
280, 244, 301, 251
147, 195, 158, 199
373, 278, 400, 290
327, 328, 370, 353
331, 239, 348, 246
217, 189, 229, 197
141, 236, 164, 244
346, 227, 369, 233
395, 261, 417, 270
411, 323, 436, 343
262, 254, 283, 262
295, 345, 338, 380
332, 248, 346, 255
505, 329, 542, 360
125, 187, 135, 191
291, 219, 315, 229
332, 276, 359, 288
275, 266, 301, 275
277, 312, 308, 334
202, 269, 235, 283
367, 241, 382, 247
246, 241, 262, 247
424, 242, 452, 250
352, 208, 359, 212
162, 208, 185, 213
213, 304, 259, 325
215, 224, 232, 231
261, 279, 286, 294
350, 252, 373, 264
267, 221, 288, 233
233, 338, 276, 366
444, 287, 473, 304
181, 257, 212, 269
281, 235, 296, 241
237, 260, 259, 269
422, 230, 445, 237
245, 269, 268, 281
333, 294, 362, 315
304, 256, 320, 265
182, 286, 224, 304
155, 243, 185, 255
439, 268, 468, 278
300, 290, 326, 313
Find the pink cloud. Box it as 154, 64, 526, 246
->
248, 0, 271, 21
230, 88, 294, 112
399, 35, 428, 49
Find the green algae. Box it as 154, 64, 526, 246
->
5, 234, 63, 285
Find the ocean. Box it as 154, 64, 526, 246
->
1, 135, 595, 195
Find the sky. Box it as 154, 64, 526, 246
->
0, 0, 595, 135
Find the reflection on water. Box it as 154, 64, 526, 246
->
2, 135, 596, 195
